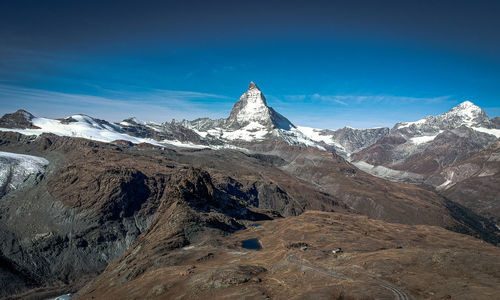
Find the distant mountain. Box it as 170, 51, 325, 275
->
351, 101, 500, 183
1, 87, 499, 175
298, 126, 390, 157
426, 138, 500, 223
0, 82, 318, 150
0, 109, 39, 129
178, 82, 315, 148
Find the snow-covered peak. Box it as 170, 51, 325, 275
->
232, 82, 268, 117
248, 81, 260, 91
445, 100, 485, 123
226, 81, 293, 131
454, 100, 477, 109
395, 100, 490, 133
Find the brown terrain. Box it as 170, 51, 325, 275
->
0, 130, 498, 299
77, 211, 500, 300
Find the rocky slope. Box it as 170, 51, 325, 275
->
0, 132, 278, 299
351, 101, 500, 183
0, 130, 498, 299
297, 126, 390, 157
76, 211, 500, 300
426, 138, 500, 223
0, 110, 40, 130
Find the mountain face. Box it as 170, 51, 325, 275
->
0, 109, 39, 129
227, 81, 294, 131
426, 138, 500, 223
298, 126, 390, 157
351, 101, 500, 183
179, 82, 313, 148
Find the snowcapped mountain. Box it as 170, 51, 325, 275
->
0, 110, 207, 148
226, 81, 293, 130
0, 83, 320, 150
392, 100, 498, 141
351, 100, 500, 183
1, 85, 499, 171
179, 82, 316, 147
297, 125, 389, 157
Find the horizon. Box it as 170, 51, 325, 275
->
1, 0, 499, 129
0, 85, 495, 131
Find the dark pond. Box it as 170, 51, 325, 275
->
248, 223, 261, 227
241, 238, 262, 250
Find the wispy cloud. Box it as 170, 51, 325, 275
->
283, 93, 451, 105
311, 93, 348, 105
0, 84, 233, 122
272, 93, 455, 130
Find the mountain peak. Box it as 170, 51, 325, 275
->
248, 81, 260, 91
0, 109, 38, 129
226, 82, 294, 131
452, 100, 481, 111
228, 82, 269, 126
447, 100, 487, 121
395, 100, 491, 133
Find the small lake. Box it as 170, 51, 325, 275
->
241, 238, 262, 250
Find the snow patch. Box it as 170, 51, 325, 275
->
297, 126, 333, 143
436, 179, 453, 190
471, 127, 500, 138
0, 117, 207, 149
353, 161, 423, 183
296, 126, 345, 151
396, 118, 428, 129
409, 134, 439, 145
0, 151, 49, 192
51, 293, 72, 300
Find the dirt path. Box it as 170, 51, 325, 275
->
288, 253, 411, 300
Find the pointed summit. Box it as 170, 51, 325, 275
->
248, 81, 259, 90
446, 100, 488, 124
456, 100, 476, 107
226, 82, 294, 131
451, 100, 481, 112
449, 100, 483, 114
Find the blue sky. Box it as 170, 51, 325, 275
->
1, 0, 499, 129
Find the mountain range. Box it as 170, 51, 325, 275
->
0, 82, 499, 299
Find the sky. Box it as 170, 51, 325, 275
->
1, 0, 499, 129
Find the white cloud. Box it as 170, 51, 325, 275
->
283, 93, 450, 105
310, 93, 348, 105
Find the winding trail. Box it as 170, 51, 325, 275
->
288, 253, 411, 300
